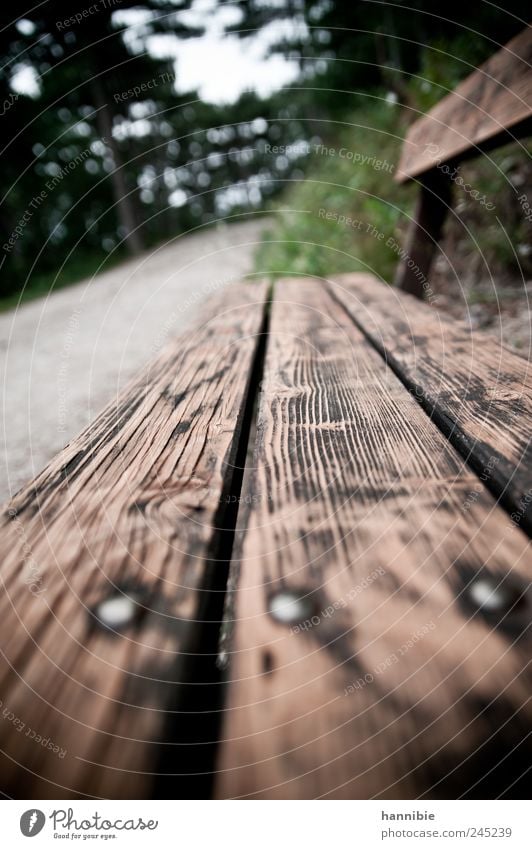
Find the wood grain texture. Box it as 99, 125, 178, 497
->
397, 27, 532, 182
216, 277, 532, 799
0, 281, 267, 799
329, 273, 532, 536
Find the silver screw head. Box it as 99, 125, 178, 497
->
268, 590, 314, 625
95, 594, 139, 631
468, 577, 522, 614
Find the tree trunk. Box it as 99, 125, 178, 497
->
91, 78, 143, 256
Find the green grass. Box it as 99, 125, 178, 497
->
0, 249, 127, 312
256, 100, 416, 283
442, 139, 532, 282
256, 97, 532, 289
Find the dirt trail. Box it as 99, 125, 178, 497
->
0, 218, 268, 503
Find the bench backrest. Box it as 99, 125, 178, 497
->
394, 26, 532, 296
398, 26, 532, 183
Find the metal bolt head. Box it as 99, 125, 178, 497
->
268, 590, 314, 625
95, 594, 139, 631
468, 577, 523, 614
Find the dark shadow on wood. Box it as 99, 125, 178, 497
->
153, 292, 271, 800
394, 169, 452, 299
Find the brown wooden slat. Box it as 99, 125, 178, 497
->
0, 281, 267, 799
216, 277, 531, 800
393, 168, 452, 298
329, 273, 532, 536
397, 27, 532, 183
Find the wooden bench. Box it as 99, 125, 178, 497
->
394, 25, 532, 297
1, 29, 531, 800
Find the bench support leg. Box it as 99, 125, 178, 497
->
394, 169, 452, 299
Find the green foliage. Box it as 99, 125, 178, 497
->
0, 1, 311, 306
256, 100, 415, 283
408, 34, 500, 113
0, 247, 127, 312
255, 20, 532, 288
2, 2, 529, 306
442, 140, 532, 283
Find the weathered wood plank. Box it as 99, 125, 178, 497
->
216, 277, 531, 799
393, 169, 452, 298
329, 273, 532, 536
0, 281, 267, 798
397, 27, 532, 183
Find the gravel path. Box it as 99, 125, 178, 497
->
0, 218, 268, 504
